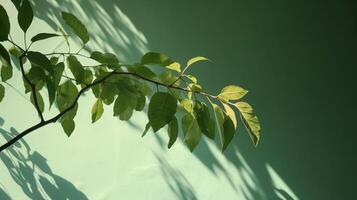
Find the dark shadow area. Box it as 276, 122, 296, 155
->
0, 117, 88, 200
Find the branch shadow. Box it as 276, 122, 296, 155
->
0, 117, 88, 200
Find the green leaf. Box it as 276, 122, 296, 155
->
1, 59, 12, 82
234, 102, 261, 146
50, 56, 59, 65
26, 51, 53, 73
135, 94, 146, 111
148, 92, 177, 132
0, 83, 4, 102
53, 62, 65, 88
83, 69, 93, 85
141, 52, 173, 66
222, 116, 236, 151
31, 33, 60, 42
218, 85, 248, 102
119, 107, 134, 121
167, 116, 178, 149
210, 101, 225, 147
91, 99, 104, 123
17, 0, 33, 32
90, 51, 119, 64
194, 101, 215, 139
30, 91, 44, 113
0, 5, 10, 41
0, 44, 11, 66
186, 56, 210, 67
45, 76, 56, 108
159, 71, 177, 85
132, 65, 157, 80
166, 62, 181, 72
113, 88, 137, 117
141, 122, 151, 137
61, 12, 89, 44
67, 55, 85, 84
185, 75, 197, 84
222, 103, 237, 128
182, 113, 201, 152
100, 82, 117, 105
61, 118, 75, 137
56, 80, 78, 112
180, 99, 194, 113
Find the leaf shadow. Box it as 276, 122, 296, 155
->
0, 117, 88, 200
31, 0, 148, 63
154, 152, 198, 200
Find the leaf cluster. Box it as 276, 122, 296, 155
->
0, 1, 261, 152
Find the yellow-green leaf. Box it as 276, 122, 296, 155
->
234, 102, 261, 146
186, 56, 210, 67
218, 85, 248, 102
91, 99, 104, 123
222, 103, 237, 128
180, 99, 194, 113
166, 62, 181, 72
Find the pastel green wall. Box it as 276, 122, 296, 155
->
0, 0, 356, 199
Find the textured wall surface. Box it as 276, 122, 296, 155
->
0, 0, 356, 199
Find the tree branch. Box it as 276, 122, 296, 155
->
19, 54, 45, 122
0, 68, 218, 152
0, 70, 117, 153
